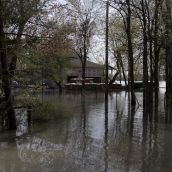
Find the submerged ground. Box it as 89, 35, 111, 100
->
0, 86, 172, 172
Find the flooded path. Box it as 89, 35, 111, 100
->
0, 89, 172, 172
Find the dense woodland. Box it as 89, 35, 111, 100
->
0, 0, 172, 129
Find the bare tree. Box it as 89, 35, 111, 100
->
112, 0, 136, 105
64, 0, 99, 87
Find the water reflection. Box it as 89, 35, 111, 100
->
1, 90, 172, 171
104, 93, 108, 172
165, 102, 172, 124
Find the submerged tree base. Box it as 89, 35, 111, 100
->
0, 103, 17, 130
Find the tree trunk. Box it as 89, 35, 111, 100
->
126, 0, 136, 105
0, 2, 16, 129
108, 71, 119, 86
121, 59, 128, 87
9, 24, 25, 76
154, 0, 161, 107
141, 0, 149, 106
146, 0, 154, 107
9, 0, 26, 76
105, 1, 109, 93
117, 51, 128, 87
165, 0, 172, 102
149, 34, 154, 105
81, 61, 86, 88
81, 28, 87, 89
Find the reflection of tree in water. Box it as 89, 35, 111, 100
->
125, 101, 135, 172
1, 92, 172, 171
17, 93, 172, 171
106, 93, 162, 172
17, 137, 64, 169
141, 102, 172, 172
104, 93, 108, 172
165, 101, 172, 124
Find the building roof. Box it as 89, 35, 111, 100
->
70, 58, 104, 69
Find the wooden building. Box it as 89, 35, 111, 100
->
66, 59, 104, 83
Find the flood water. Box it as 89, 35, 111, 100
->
0, 88, 172, 172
